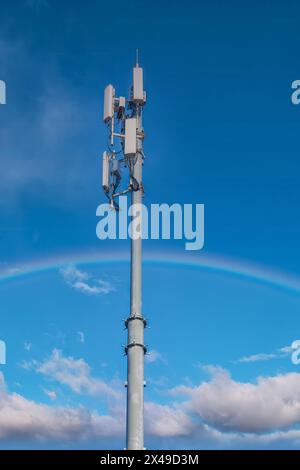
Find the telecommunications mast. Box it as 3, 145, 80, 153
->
101, 53, 147, 450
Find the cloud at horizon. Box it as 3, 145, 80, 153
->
8, 352, 300, 449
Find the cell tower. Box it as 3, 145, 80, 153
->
102, 54, 146, 450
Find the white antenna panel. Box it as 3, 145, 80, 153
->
124, 118, 137, 156
133, 67, 144, 102
119, 96, 126, 108
103, 84, 115, 122
102, 151, 110, 192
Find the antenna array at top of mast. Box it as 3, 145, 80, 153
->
102, 61, 146, 211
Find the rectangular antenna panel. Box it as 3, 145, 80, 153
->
133, 67, 144, 102
125, 118, 137, 156
102, 151, 110, 192
103, 84, 115, 122
119, 96, 126, 108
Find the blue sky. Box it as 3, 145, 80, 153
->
0, 0, 300, 449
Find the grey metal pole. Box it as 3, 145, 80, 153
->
125, 104, 146, 450
102, 57, 147, 451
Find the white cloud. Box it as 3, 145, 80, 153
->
60, 266, 115, 296
236, 344, 293, 363
34, 349, 120, 400
280, 345, 293, 354
237, 353, 277, 363
61, 265, 89, 283
0, 372, 123, 442
172, 367, 300, 433
0, 262, 23, 276
5, 364, 300, 447
145, 350, 165, 364
0, 371, 194, 444
20, 359, 38, 371
0, 370, 194, 443
145, 401, 195, 437
42, 389, 57, 401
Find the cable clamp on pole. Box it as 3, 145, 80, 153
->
124, 341, 147, 355
124, 315, 147, 329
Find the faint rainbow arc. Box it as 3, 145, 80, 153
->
0, 249, 299, 295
